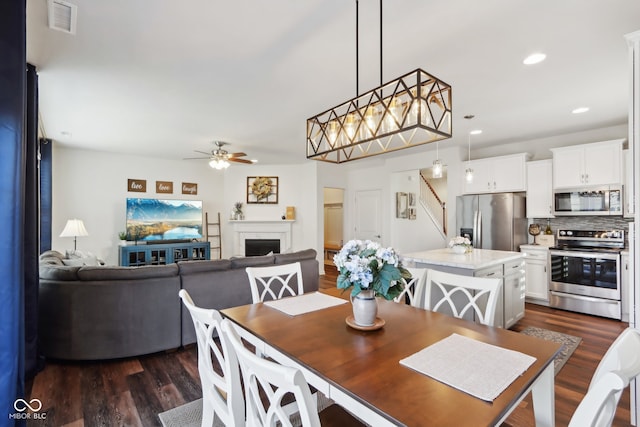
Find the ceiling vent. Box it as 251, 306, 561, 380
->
47, 0, 77, 35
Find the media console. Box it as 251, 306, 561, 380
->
119, 242, 210, 266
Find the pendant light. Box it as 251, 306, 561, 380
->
465, 132, 474, 183
432, 141, 442, 178
306, 0, 452, 164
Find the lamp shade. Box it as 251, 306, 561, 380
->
59, 219, 89, 237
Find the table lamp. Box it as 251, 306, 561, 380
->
59, 219, 89, 250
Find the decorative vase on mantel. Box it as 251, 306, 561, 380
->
351, 289, 378, 326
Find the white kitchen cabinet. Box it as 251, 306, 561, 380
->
503, 258, 526, 328
551, 139, 624, 189
463, 153, 529, 194
526, 160, 554, 218
520, 245, 550, 303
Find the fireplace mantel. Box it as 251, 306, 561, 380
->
230, 220, 294, 256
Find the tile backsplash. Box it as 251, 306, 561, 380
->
530, 216, 632, 246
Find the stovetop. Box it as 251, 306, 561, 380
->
552, 229, 625, 253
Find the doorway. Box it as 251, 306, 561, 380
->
323, 188, 344, 275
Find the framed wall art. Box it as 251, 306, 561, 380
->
247, 176, 278, 204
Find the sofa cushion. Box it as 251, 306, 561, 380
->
230, 254, 275, 269
77, 264, 179, 281
39, 265, 81, 281
275, 249, 317, 264
177, 259, 232, 275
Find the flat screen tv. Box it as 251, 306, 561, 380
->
126, 198, 203, 241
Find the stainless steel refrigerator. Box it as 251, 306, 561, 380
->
456, 192, 527, 252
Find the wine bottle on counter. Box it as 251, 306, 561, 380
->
545, 219, 552, 235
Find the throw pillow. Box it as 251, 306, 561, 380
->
62, 256, 101, 267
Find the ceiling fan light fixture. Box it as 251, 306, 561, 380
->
209, 158, 230, 169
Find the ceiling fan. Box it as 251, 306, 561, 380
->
184, 141, 254, 169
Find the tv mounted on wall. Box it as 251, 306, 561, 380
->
126, 198, 203, 242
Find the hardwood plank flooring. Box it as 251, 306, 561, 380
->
25, 274, 632, 426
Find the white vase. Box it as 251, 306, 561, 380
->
451, 245, 466, 254
351, 289, 378, 326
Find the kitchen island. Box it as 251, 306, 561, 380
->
402, 248, 526, 329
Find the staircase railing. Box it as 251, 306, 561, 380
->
419, 171, 447, 237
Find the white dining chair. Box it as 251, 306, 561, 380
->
423, 269, 501, 327
221, 319, 365, 427
178, 290, 244, 427
568, 371, 626, 427
567, 327, 640, 427
393, 267, 427, 308
246, 262, 304, 303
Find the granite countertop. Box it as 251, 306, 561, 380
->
402, 248, 523, 270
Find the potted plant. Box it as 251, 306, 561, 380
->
448, 236, 472, 254
334, 239, 410, 327
118, 231, 128, 246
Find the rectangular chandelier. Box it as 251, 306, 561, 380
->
306, 68, 452, 164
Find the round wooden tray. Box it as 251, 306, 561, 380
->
345, 315, 385, 331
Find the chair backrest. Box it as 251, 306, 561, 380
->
590, 327, 640, 402
423, 269, 501, 327
568, 371, 627, 427
393, 267, 428, 308
178, 290, 244, 427
246, 262, 304, 303
221, 319, 320, 427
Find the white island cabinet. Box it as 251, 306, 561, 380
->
403, 248, 525, 329
520, 245, 550, 304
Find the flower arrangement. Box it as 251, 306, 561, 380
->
333, 239, 410, 300
233, 202, 243, 214
448, 236, 472, 252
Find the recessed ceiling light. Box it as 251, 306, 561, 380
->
523, 53, 546, 65
470, 130, 483, 135
60, 131, 72, 137
572, 107, 590, 114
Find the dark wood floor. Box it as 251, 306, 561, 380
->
26, 273, 632, 426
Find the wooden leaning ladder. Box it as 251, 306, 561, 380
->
204, 212, 222, 259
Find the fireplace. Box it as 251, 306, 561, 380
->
245, 239, 280, 256
230, 220, 293, 257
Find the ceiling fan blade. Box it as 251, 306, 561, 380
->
183, 156, 211, 160
227, 152, 247, 158
194, 150, 212, 156
228, 158, 254, 164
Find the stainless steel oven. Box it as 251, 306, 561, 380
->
549, 229, 624, 320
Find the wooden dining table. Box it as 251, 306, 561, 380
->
221, 289, 561, 427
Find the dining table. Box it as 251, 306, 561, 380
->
221, 289, 561, 427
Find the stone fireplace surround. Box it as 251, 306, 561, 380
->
230, 220, 294, 256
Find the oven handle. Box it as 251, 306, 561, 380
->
550, 290, 620, 304
549, 250, 620, 260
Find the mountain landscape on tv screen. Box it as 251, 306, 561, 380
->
126, 198, 203, 241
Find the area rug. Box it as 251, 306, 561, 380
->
520, 326, 582, 375
158, 393, 334, 427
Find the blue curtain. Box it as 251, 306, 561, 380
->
0, 0, 27, 425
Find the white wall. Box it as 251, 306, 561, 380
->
50, 125, 629, 267
51, 145, 225, 265
222, 162, 319, 258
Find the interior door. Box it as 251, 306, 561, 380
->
355, 190, 382, 242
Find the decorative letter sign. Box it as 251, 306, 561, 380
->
156, 181, 173, 194
128, 179, 147, 192
182, 182, 198, 195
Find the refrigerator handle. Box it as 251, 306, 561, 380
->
476, 210, 482, 248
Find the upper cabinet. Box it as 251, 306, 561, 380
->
463, 153, 529, 194
551, 139, 624, 189
526, 159, 554, 218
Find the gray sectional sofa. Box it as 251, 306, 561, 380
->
38, 249, 319, 360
